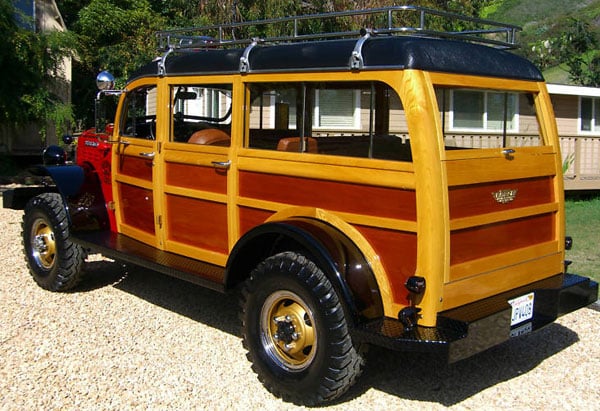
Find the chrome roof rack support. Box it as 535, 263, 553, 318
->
239, 39, 259, 73
158, 46, 174, 76
350, 29, 373, 70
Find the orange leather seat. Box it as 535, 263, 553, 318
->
188, 129, 230, 146
276, 137, 318, 153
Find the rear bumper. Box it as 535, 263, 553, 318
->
353, 273, 598, 363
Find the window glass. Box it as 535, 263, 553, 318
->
579, 97, 600, 133
581, 97, 592, 132
595, 100, 600, 132
487, 92, 516, 131
437, 87, 542, 149
315, 89, 357, 129
120, 85, 157, 139
245, 81, 411, 162
453, 91, 484, 129
170, 84, 232, 145
451, 90, 517, 132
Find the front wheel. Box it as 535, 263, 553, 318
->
241, 251, 364, 405
22, 193, 85, 291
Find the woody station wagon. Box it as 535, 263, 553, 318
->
3, 6, 598, 405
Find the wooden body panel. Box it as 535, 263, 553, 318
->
238, 171, 417, 221
117, 182, 155, 235
107, 71, 565, 327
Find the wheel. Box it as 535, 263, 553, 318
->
241, 251, 364, 405
22, 193, 85, 291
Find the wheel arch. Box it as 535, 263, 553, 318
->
225, 217, 384, 323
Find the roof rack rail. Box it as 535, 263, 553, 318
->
156, 6, 521, 53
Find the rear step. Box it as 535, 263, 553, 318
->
352, 274, 598, 363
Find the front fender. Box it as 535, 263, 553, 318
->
31, 164, 110, 232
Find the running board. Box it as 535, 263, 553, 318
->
72, 231, 226, 293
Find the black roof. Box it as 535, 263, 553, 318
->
129, 36, 543, 83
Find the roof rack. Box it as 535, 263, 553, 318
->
155, 6, 521, 74
157, 6, 520, 50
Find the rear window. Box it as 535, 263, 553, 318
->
435, 87, 544, 150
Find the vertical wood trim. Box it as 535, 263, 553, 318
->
535, 82, 565, 264
228, 77, 244, 250
397, 70, 448, 326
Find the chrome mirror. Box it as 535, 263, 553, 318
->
96, 71, 115, 91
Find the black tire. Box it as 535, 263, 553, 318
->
241, 251, 364, 405
22, 193, 85, 291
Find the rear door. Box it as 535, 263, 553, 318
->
433, 77, 564, 311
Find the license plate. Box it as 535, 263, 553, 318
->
508, 292, 535, 326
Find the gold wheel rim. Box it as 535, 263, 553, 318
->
30, 218, 56, 270
261, 290, 317, 371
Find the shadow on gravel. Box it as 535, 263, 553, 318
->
347, 322, 580, 406
79, 259, 241, 336
77, 258, 583, 407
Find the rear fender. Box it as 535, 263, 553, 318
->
225, 218, 383, 323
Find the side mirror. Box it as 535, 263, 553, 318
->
96, 71, 115, 91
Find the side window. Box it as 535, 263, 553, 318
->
436, 87, 542, 149
120, 85, 157, 139
245, 81, 410, 162
170, 84, 232, 146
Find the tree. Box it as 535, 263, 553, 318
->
69, 0, 166, 125
61, 0, 492, 128
563, 19, 600, 87
522, 15, 600, 87
0, 0, 75, 141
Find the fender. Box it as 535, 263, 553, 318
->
225, 218, 383, 323
30, 164, 111, 233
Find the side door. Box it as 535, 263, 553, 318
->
113, 80, 161, 247
158, 80, 234, 268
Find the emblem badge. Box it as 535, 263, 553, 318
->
492, 189, 518, 204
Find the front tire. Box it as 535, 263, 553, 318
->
241, 251, 364, 405
22, 193, 85, 291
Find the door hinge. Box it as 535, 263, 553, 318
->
157, 215, 162, 228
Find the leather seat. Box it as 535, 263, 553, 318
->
188, 129, 230, 146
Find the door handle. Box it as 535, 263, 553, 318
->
139, 152, 156, 158
211, 160, 231, 170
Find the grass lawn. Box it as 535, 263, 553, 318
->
565, 195, 600, 284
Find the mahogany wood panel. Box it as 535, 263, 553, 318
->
239, 206, 274, 237
448, 177, 554, 219
450, 213, 554, 265
239, 171, 417, 220
118, 155, 153, 181
166, 162, 227, 194
354, 225, 417, 306
118, 182, 155, 234
166, 194, 228, 253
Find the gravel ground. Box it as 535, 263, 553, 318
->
0, 201, 598, 410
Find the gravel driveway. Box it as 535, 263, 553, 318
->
0, 202, 598, 410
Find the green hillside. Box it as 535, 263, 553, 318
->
482, 0, 600, 85
482, 0, 600, 27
